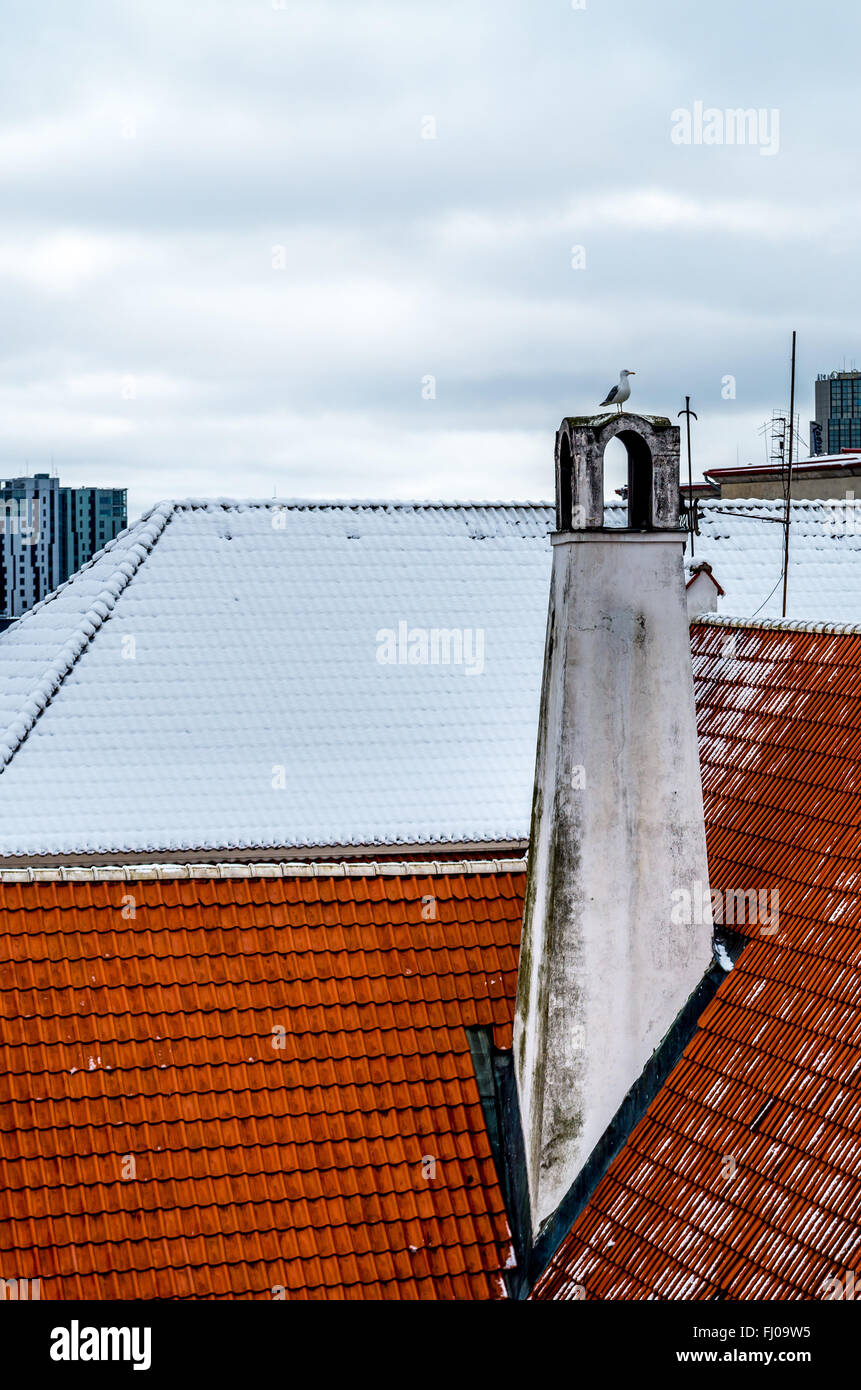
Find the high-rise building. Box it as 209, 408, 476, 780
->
813, 369, 861, 455
60, 486, 128, 580
0, 474, 61, 618
0, 475, 127, 618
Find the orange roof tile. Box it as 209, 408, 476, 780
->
534, 621, 861, 1299
0, 866, 524, 1299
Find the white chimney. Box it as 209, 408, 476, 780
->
686, 559, 724, 617
513, 413, 713, 1235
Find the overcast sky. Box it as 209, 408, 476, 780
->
2, 0, 859, 519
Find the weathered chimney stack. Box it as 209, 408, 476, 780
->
513, 413, 713, 1235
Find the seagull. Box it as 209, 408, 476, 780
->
599, 369, 636, 414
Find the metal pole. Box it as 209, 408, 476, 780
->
678, 396, 698, 556
782, 332, 797, 618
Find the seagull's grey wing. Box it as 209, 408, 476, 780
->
599, 384, 619, 405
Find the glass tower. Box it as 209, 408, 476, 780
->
814, 370, 861, 454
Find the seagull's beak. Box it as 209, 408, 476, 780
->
626, 370, 636, 375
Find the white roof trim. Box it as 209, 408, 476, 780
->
0, 857, 529, 884
693, 613, 861, 636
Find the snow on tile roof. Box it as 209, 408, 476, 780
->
2, 495, 861, 859
612, 497, 861, 619
0, 500, 551, 858
0, 504, 173, 767
692, 498, 861, 622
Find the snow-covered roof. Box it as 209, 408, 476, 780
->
0, 500, 550, 858
691, 497, 861, 621
2, 495, 861, 859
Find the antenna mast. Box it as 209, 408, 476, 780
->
781, 330, 797, 619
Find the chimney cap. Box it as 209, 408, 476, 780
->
555, 412, 681, 533
560, 412, 674, 430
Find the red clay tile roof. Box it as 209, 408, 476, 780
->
534, 620, 861, 1299
0, 864, 524, 1299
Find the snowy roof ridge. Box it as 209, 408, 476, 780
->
0, 501, 176, 770
701, 497, 846, 512
693, 613, 861, 636
139, 496, 554, 513
0, 856, 529, 883
5, 505, 175, 629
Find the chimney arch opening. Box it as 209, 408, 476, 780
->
616, 429, 654, 529
602, 436, 628, 506
557, 430, 573, 530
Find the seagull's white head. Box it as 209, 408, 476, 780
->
621, 369, 635, 377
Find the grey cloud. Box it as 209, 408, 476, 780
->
0, 0, 859, 521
